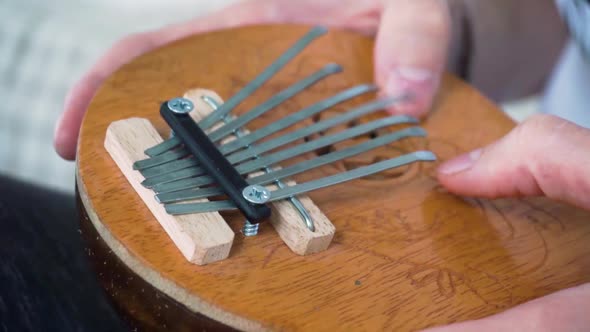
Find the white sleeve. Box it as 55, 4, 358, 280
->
555, 0, 590, 57
446, 0, 569, 103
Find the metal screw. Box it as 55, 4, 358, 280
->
242, 220, 259, 237
167, 97, 194, 114
242, 185, 271, 204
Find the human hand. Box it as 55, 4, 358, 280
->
431, 114, 590, 331
54, 0, 451, 160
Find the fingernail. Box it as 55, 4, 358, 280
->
438, 148, 482, 175
385, 67, 436, 114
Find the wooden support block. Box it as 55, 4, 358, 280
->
184, 88, 336, 255
104, 118, 235, 265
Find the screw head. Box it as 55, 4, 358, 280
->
167, 97, 194, 114
242, 185, 271, 204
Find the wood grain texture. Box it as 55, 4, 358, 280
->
104, 118, 234, 265
76, 25, 590, 331
183, 88, 335, 256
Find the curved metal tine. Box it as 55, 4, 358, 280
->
164, 151, 437, 215
286, 194, 315, 232
150, 114, 418, 191
144, 84, 377, 179
156, 127, 427, 203
207, 63, 342, 143
144, 26, 328, 157
217, 84, 377, 155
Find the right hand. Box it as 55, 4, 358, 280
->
54, 0, 451, 160
429, 113, 590, 331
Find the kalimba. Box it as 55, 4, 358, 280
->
76, 25, 590, 331
104, 26, 436, 264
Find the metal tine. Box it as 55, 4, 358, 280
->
217, 84, 377, 155
224, 96, 413, 165
144, 134, 182, 158
232, 116, 418, 178
133, 149, 188, 170
136, 63, 340, 171
144, 26, 328, 157
142, 84, 377, 178
150, 114, 417, 192
142, 64, 342, 188
205, 95, 316, 232
152, 172, 210, 192
207, 63, 342, 143
199, 26, 328, 130
150, 96, 412, 193
142, 167, 202, 188
140, 158, 198, 178
156, 127, 427, 203
164, 151, 437, 215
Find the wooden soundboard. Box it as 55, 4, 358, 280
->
75, 25, 590, 331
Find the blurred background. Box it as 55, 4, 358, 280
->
0, 0, 537, 193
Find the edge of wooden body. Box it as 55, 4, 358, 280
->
76, 175, 264, 331
104, 117, 235, 265
184, 88, 336, 255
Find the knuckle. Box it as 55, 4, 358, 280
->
511, 114, 572, 188
516, 114, 564, 139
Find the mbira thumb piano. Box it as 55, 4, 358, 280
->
77, 24, 590, 331
105, 26, 436, 263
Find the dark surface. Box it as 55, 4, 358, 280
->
0, 175, 125, 332
77, 187, 237, 332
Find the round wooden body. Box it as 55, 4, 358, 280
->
76, 25, 590, 331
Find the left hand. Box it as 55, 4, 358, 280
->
55, 0, 451, 160
429, 114, 590, 331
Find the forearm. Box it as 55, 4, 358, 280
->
447, 0, 569, 102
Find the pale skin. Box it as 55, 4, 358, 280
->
54, 1, 590, 329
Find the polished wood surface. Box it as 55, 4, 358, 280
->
76, 25, 590, 331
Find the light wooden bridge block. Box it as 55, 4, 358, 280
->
104, 117, 235, 265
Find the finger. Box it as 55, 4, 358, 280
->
55, 32, 159, 160
422, 283, 590, 332
375, 0, 451, 117
437, 114, 590, 210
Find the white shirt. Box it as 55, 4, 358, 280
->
543, 0, 590, 127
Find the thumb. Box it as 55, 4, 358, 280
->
437, 114, 590, 210
375, 0, 450, 117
